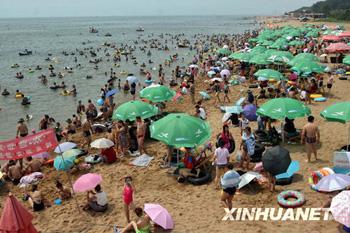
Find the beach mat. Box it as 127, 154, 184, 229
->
131, 154, 154, 167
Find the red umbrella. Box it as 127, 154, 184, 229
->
339, 31, 350, 38
322, 35, 341, 42
326, 43, 350, 53
0, 194, 38, 233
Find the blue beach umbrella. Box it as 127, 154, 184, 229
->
105, 89, 118, 97
54, 155, 75, 171
221, 170, 241, 188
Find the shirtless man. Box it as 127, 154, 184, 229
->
16, 118, 28, 137
24, 156, 42, 174
136, 117, 146, 154
301, 115, 320, 162
8, 160, 23, 185
81, 118, 93, 149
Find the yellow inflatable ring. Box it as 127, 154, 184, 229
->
310, 94, 322, 99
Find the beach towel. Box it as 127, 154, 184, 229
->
131, 154, 154, 167
19, 172, 44, 188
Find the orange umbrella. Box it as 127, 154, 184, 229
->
0, 194, 38, 233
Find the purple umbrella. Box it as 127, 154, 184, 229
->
220, 69, 230, 78
315, 174, 350, 192
243, 104, 257, 121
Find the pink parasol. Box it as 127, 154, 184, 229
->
144, 204, 174, 230
0, 194, 38, 233
73, 173, 102, 193
339, 32, 350, 38
330, 191, 350, 227
322, 35, 341, 42
326, 43, 350, 53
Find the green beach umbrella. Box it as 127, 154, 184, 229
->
321, 102, 350, 150
249, 54, 271, 65
288, 53, 320, 67
267, 54, 291, 64
291, 61, 326, 75
343, 56, 350, 65
320, 102, 350, 124
254, 69, 285, 81
112, 100, 158, 121
150, 113, 211, 148
217, 48, 231, 56
62, 149, 81, 158
250, 46, 267, 54
139, 84, 176, 102
257, 98, 311, 120
289, 40, 305, 46
229, 52, 252, 62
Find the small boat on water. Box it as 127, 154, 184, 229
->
136, 26, 144, 32
19, 49, 32, 56
105, 33, 112, 37
89, 26, 98, 33
178, 43, 189, 48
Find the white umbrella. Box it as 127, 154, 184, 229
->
221, 170, 240, 188
315, 174, 350, 192
91, 138, 114, 149
238, 171, 261, 189
189, 64, 198, 69
54, 142, 77, 153
126, 75, 139, 83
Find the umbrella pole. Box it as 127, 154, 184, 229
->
58, 145, 81, 213
347, 125, 350, 152
281, 121, 285, 143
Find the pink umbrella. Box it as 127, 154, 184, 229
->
339, 32, 350, 38
326, 43, 350, 53
322, 35, 341, 42
220, 69, 230, 78
73, 173, 102, 193
330, 191, 350, 227
144, 204, 174, 230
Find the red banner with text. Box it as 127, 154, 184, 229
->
0, 129, 58, 160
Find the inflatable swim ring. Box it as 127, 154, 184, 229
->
277, 190, 305, 208
315, 97, 326, 102
60, 91, 71, 96
308, 167, 334, 191
15, 94, 24, 99
310, 94, 322, 99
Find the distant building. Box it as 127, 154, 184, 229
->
286, 10, 326, 19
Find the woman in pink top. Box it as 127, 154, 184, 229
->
123, 176, 135, 223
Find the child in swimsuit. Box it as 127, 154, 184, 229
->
122, 176, 135, 223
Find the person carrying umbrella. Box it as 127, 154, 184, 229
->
301, 115, 320, 163
220, 163, 239, 210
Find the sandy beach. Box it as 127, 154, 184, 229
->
2, 17, 350, 233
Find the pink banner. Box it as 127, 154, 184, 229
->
0, 129, 58, 160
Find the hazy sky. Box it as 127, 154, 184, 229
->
1, 0, 319, 18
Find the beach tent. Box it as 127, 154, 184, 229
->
0, 194, 38, 233
112, 100, 158, 121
